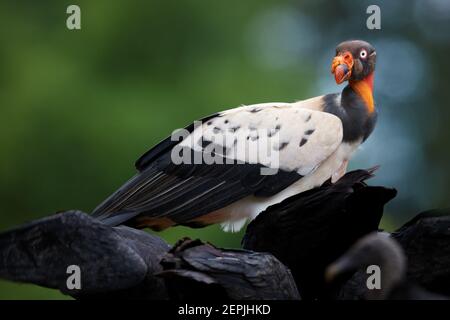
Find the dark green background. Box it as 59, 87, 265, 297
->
1, 0, 449, 299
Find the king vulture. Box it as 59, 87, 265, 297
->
92, 40, 378, 232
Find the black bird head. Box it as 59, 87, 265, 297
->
325, 232, 406, 300
331, 40, 377, 84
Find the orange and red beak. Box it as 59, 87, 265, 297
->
331, 51, 354, 84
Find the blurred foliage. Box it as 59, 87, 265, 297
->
0, 0, 449, 298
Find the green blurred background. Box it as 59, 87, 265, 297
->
1, 0, 449, 299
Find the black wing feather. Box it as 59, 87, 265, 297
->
93, 119, 303, 229
135, 113, 219, 171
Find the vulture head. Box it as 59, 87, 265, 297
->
325, 232, 406, 300
331, 40, 377, 84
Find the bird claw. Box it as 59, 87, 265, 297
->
332, 159, 349, 183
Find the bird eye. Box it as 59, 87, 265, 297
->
359, 49, 368, 59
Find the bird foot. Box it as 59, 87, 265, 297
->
332, 159, 349, 183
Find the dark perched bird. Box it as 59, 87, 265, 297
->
326, 233, 448, 300
337, 209, 450, 299
158, 238, 300, 300
92, 40, 378, 232
0, 211, 300, 300
242, 169, 396, 299
0, 211, 170, 299
391, 209, 450, 296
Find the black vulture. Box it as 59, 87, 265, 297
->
391, 209, 450, 296
326, 232, 448, 300
242, 169, 397, 299
0, 210, 170, 299
336, 209, 450, 299
0, 211, 299, 300
1, 171, 448, 301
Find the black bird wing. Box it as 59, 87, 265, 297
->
158, 238, 301, 300
391, 208, 450, 296
0, 210, 170, 298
